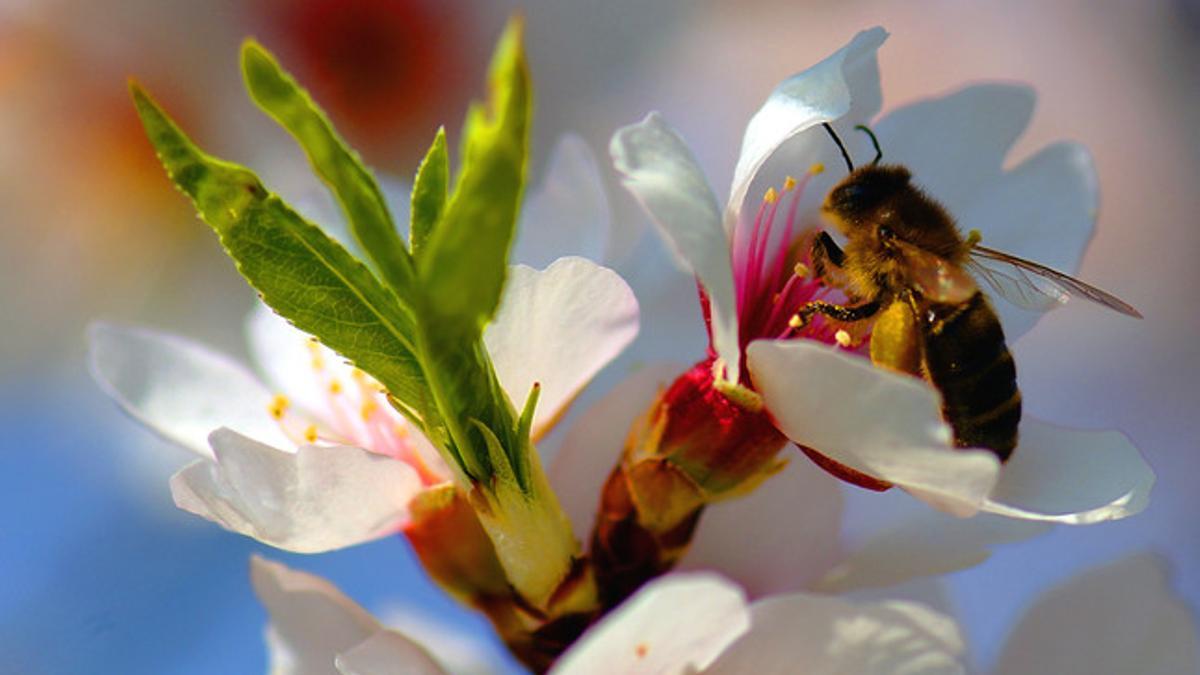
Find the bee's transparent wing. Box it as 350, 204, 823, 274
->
891, 238, 978, 304
967, 244, 1142, 318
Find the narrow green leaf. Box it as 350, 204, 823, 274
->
410, 127, 448, 257
239, 40, 417, 300
130, 82, 448, 455
418, 17, 530, 331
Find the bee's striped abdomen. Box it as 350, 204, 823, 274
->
922, 292, 1020, 461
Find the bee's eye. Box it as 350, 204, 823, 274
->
840, 184, 865, 203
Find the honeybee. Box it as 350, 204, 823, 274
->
797, 123, 1141, 461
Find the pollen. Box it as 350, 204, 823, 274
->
329, 379, 343, 395
303, 425, 319, 443
361, 400, 378, 421
810, 162, 825, 175
763, 187, 778, 204
783, 175, 797, 191
268, 394, 290, 420
835, 329, 852, 347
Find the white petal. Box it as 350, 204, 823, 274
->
959, 142, 1098, 340
610, 112, 741, 382
336, 631, 448, 675
251, 555, 378, 675
171, 428, 422, 552
514, 135, 611, 267
552, 573, 750, 675
485, 257, 639, 440
549, 363, 685, 542
246, 302, 330, 415
872, 84, 1036, 218
88, 322, 289, 458
707, 594, 965, 675
994, 555, 1197, 675
727, 27, 888, 227
813, 512, 1050, 594
982, 419, 1153, 523
680, 458, 846, 597
747, 340, 1000, 516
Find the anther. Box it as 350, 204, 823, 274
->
783, 176, 797, 191
793, 262, 810, 278
329, 380, 343, 395
788, 314, 804, 329
268, 394, 290, 420
361, 400, 378, 421
764, 187, 778, 204
835, 330, 852, 348
810, 162, 825, 175
303, 425, 319, 443
965, 229, 982, 248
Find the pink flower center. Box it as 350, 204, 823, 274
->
729, 169, 868, 360
266, 337, 448, 485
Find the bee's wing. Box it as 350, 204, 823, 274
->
890, 238, 978, 304
967, 244, 1142, 318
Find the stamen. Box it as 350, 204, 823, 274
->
793, 263, 810, 278
361, 400, 378, 422
763, 187, 778, 204
329, 379, 343, 395
809, 162, 825, 175
835, 330, 852, 347
788, 314, 803, 329
268, 394, 290, 420
307, 337, 325, 370
965, 229, 982, 248
783, 175, 797, 191
303, 425, 319, 443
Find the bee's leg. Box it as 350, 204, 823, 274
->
810, 231, 846, 283
791, 298, 880, 331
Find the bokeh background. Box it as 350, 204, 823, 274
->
2, 0, 1198, 672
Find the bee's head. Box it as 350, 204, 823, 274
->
821, 165, 912, 236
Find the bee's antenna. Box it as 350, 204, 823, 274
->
821, 123, 855, 173
855, 125, 882, 165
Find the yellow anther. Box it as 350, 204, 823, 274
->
965, 229, 983, 248
351, 368, 366, 382
303, 425, 319, 443
268, 394, 290, 420
783, 175, 797, 191
764, 187, 778, 204
788, 314, 804, 329
361, 400, 378, 421
810, 162, 825, 175
393, 423, 410, 439
329, 379, 343, 395
793, 262, 810, 278
835, 329, 852, 347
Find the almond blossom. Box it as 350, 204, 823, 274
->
609, 27, 1152, 522
89, 256, 637, 553
247, 549, 1196, 675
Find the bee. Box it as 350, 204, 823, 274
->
796, 123, 1141, 461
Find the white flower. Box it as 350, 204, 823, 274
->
247, 553, 1196, 675
88, 138, 638, 552
250, 557, 969, 675
609, 27, 1152, 522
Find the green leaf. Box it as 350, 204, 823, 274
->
410, 127, 449, 257
239, 40, 417, 301
130, 82, 448, 457
418, 17, 530, 332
